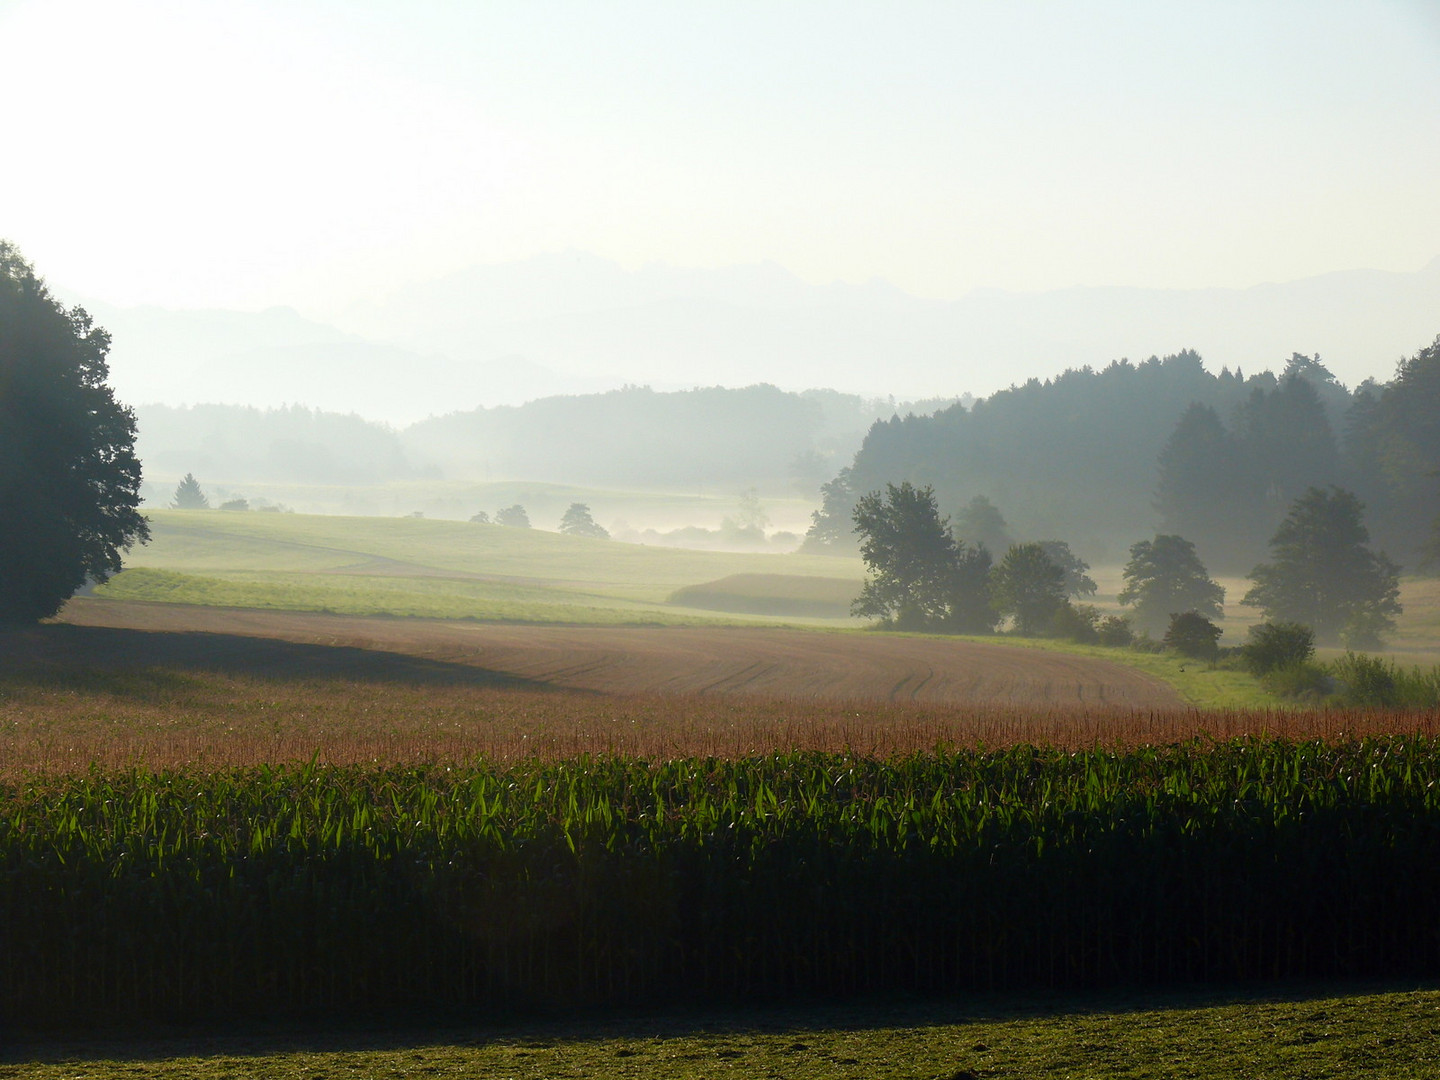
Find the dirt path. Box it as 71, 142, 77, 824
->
56, 599, 1184, 707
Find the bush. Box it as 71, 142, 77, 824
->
1049, 602, 1100, 643
1263, 661, 1333, 701
1163, 611, 1222, 662
1240, 621, 1315, 675
1096, 614, 1134, 647
1329, 652, 1399, 707
1129, 631, 1166, 654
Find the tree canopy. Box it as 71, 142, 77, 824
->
0, 242, 149, 622
1242, 486, 1401, 647
558, 502, 609, 539
850, 482, 996, 633
989, 543, 1066, 636
1118, 535, 1225, 635
495, 504, 531, 528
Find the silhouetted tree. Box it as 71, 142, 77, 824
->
495, 504, 531, 528
558, 503, 609, 539
953, 495, 1014, 555
469, 510, 490, 524
801, 467, 858, 553
171, 473, 209, 509
1342, 335, 1440, 564
1118, 535, 1225, 635
1164, 611, 1222, 662
1036, 540, 1096, 598
0, 241, 149, 622
942, 543, 999, 634
1233, 373, 1341, 542
1154, 402, 1248, 570
851, 482, 956, 630
1243, 486, 1401, 646
990, 543, 1066, 636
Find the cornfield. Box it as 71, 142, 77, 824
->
5, 737, 1440, 1025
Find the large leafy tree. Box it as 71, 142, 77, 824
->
1118, 534, 1225, 635
990, 543, 1066, 636
0, 243, 149, 622
851, 481, 996, 632
1243, 486, 1401, 646
852, 482, 957, 630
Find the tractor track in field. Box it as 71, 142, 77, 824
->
52, 598, 1185, 707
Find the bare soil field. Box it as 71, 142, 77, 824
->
54, 597, 1182, 707
5, 601, 1434, 772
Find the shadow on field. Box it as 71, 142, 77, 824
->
0, 623, 566, 693
2, 981, 1429, 1066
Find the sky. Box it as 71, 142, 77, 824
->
3, 0, 1439, 319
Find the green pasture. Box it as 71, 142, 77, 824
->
99, 510, 866, 626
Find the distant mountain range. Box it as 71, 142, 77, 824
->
72, 254, 1440, 426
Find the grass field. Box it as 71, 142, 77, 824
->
99, 510, 866, 626
7, 984, 1439, 1078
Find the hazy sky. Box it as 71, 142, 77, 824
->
5, 0, 1439, 316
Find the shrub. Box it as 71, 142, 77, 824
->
1096, 614, 1134, 648
1129, 631, 1166, 654
1049, 602, 1100, 643
1163, 611, 1222, 662
1263, 661, 1333, 701
1240, 621, 1315, 675
1330, 652, 1400, 707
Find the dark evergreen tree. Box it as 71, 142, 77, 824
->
1118, 534, 1225, 635
1233, 373, 1341, 545
1154, 403, 1249, 570
0, 242, 149, 622
1341, 335, 1440, 565
1242, 486, 1401, 646
170, 473, 209, 509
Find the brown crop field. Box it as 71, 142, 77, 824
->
1, 598, 1434, 774
55, 597, 1178, 705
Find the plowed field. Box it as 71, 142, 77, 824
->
56, 599, 1183, 707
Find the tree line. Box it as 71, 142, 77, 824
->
853, 481, 1401, 650
807, 343, 1440, 575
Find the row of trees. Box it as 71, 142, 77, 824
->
852, 482, 1401, 648
468, 502, 611, 538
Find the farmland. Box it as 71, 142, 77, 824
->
8, 510, 1440, 1067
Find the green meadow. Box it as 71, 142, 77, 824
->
100, 510, 867, 626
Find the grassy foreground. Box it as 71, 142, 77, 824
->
6, 984, 1438, 1078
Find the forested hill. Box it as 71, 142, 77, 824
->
806, 338, 1440, 573
401, 385, 961, 490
